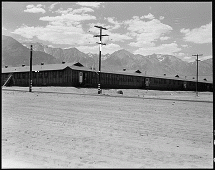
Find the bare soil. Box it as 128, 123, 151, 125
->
2, 87, 213, 168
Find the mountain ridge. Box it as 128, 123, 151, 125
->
2, 35, 213, 81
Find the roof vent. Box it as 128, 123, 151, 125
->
123, 68, 126, 71
175, 75, 179, 78
135, 70, 141, 73
41, 62, 44, 65
22, 64, 25, 67
5, 65, 8, 68
164, 74, 166, 76
62, 61, 65, 64
73, 62, 84, 67
203, 78, 207, 81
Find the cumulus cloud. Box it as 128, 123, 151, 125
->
181, 44, 188, 48
140, 13, 155, 20
55, 8, 73, 14
160, 36, 170, 41
179, 54, 212, 62
11, 23, 97, 46
49, 2, 60, 11
53, 6, 94, 15
124, 15, 172, 47
159, 16, 165, 20
24, 4, 46, 14
199, 55, 212, 61
182, 56, 193, 62
40, 13, 96, 22
76, 2, 103, 8
180, 22, 212, 44
77, 43, 122, 54
108, 33, 132, 42
72, 7, 94, 14
105, 17, 121, 30
133, 43, 181, 56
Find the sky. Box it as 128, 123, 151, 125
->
2, 1, 212, 62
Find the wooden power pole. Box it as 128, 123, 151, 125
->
94, 25, 109, 94
192, 54, 202, 96
29, 45, 33, 92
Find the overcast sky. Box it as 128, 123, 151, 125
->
2, 2, 212, 62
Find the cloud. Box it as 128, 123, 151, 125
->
124, 15, 172, 47
140, 13, 154, 20
77, 43, 122, 54
199, 55, 212, 61
180, 22, 212, 44
49, 2, 60, 11
105, 17, 121, 30
181, 54, 212, 62
181, 44, 188, 48
160, 36, 170, 41
182, 56, 193, 62
159, 16, 164, 20
12, 23, 96, 46
24, 4, 46, 14
72, 7, 94, 14
55, 8, 73, 14
40, 13, 96, 22
133, 43, 181, 56
76, 2, 103, 8
108, 33, 132, 42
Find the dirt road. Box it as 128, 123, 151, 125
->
2, 87, 213, 168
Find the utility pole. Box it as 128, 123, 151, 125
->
94, 25, 109, 94
29, 45, 33, 92
192, 54, 202, 96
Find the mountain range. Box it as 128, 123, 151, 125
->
2, 35, 213, 81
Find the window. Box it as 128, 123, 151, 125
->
33, 72, 36, 78
59, 71, 63, 77
53, 72, 57, 78
39, 72, 43, 78
44, 72, 48, 78
117, 75, 119, 81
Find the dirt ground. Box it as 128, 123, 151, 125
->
2, 87, 213, 168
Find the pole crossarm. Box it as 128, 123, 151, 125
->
96, 42, 106, 45
93, 34, 109, 37
94, 25, 107, 30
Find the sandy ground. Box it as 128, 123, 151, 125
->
2, 86, 213, 168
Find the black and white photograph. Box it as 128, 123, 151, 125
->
2, 1, 213, 168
